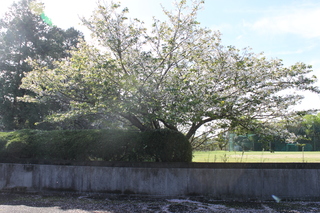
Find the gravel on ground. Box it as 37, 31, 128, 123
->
0, 192, 320, 213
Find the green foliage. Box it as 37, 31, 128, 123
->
287, 113, 320, 151
0, 0, 83, 130
90, 130, 141, 161
0, 129, 192, 162
20, 0, 319, 149
0, 130, 34, 159
141, 129, 192, 162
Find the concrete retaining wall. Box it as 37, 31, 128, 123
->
0, 162, 319, 200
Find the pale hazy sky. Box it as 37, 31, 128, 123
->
1, 0, 320, 111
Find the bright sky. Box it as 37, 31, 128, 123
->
1, 0, 320, 111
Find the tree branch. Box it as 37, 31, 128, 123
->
186, 117, 214, 139
119, 113, 148, 131
158, 119, 178, 131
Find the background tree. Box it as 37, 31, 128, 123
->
0, 0, 83, 130
287, 113, 320, 150
21, 1, 319, 148
303, 114, 320, 150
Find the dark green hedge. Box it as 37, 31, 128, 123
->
140, 129, 192, 162
0, 129, 192, 162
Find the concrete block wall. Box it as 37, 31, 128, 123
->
0, 162, 319, 200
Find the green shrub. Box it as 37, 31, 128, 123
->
0, 129, 192, 162
141, 129, 192, 162
0, 130, 36, 159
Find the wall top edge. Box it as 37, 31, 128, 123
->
1, 161, 320, 169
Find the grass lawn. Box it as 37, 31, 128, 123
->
192, 151, 320, 163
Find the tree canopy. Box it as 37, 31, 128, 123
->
285, 113, 320, 150
0, 0, 83, 130
20, 0, 319, 147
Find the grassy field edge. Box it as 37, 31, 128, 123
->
192, 151, 320, 163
